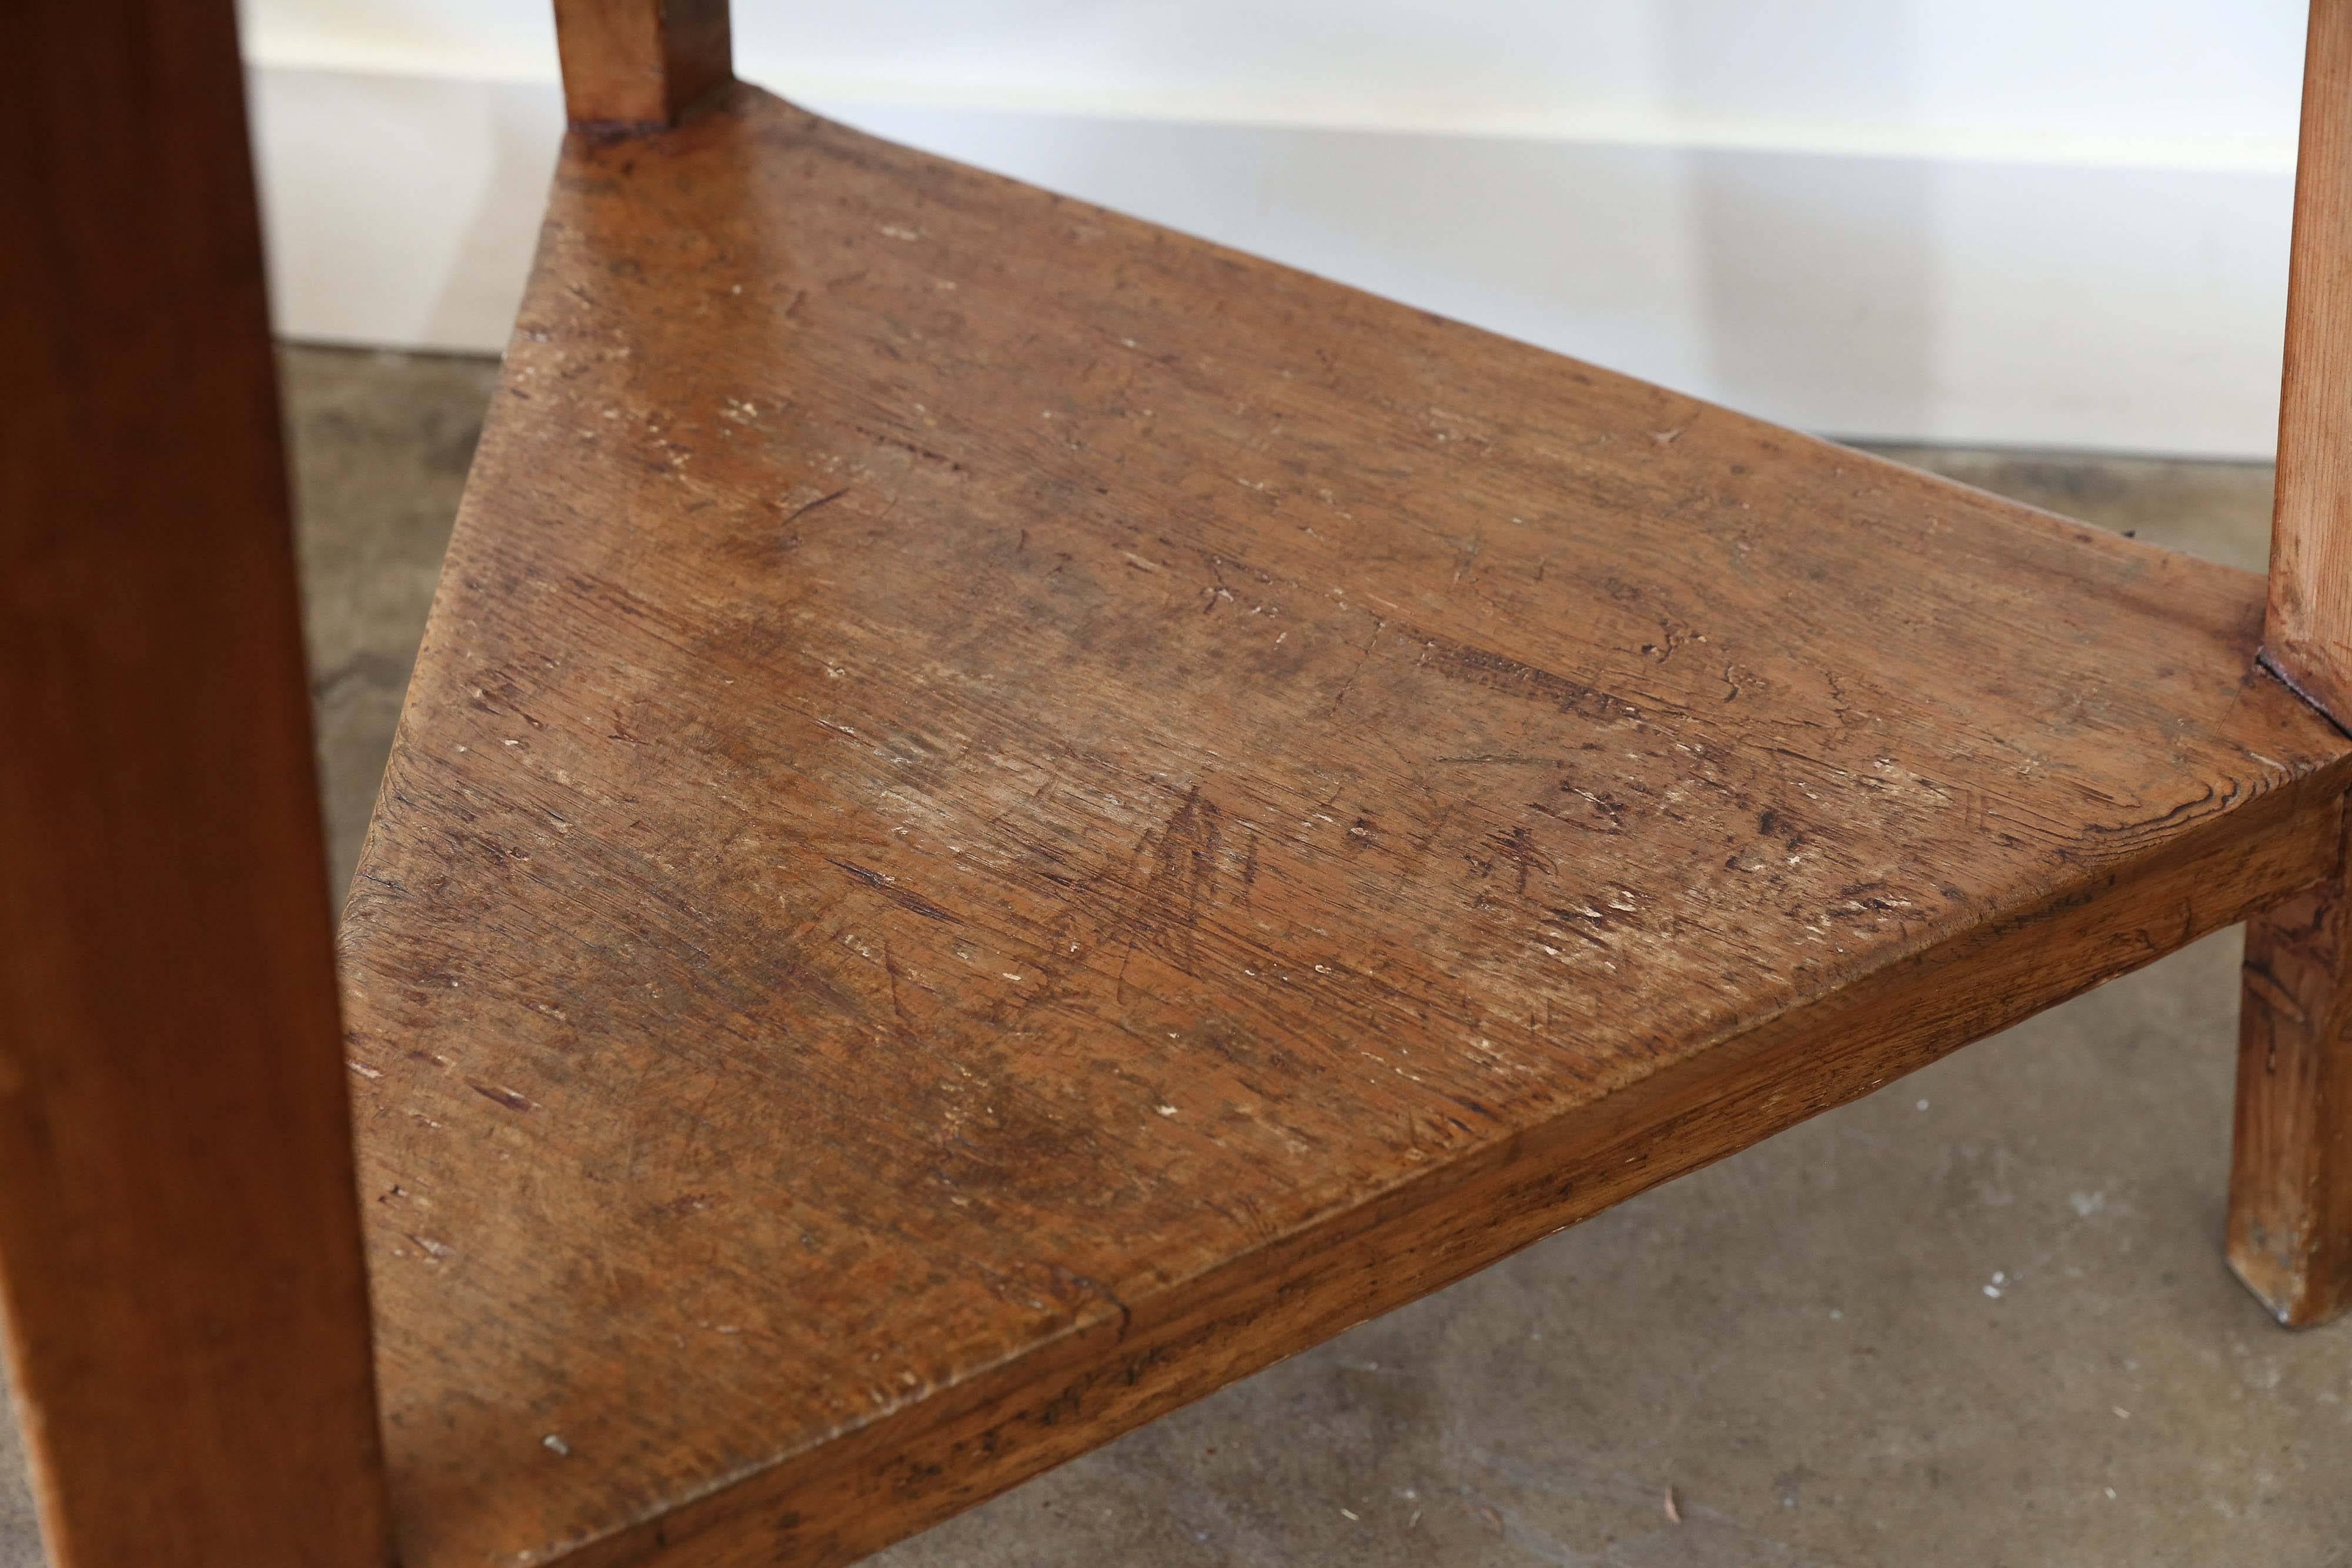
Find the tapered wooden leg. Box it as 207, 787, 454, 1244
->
553, 0, 732, 129
2229, 875, 2352, 1326
2267, 0, 2352, 725
1, 1, 391, 1563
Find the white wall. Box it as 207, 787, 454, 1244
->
240, 1, 2310, 456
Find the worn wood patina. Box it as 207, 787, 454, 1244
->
336, 85, 2352, 1568
9, 1, 2352, 1564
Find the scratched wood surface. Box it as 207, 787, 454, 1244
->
340, 86, 2352, 1567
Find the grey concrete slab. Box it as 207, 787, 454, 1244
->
2, 350, 2340, 1567
288, 347, 502, 898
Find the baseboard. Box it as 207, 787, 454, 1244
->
248, 65, 2291, 458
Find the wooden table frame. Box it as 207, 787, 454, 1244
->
4, 2, 2349, 1565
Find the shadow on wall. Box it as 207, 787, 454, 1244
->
254, 9, 2288, 452
255, 68, 558, 349
1656, 0, 1936, 439
832, 4, 1945, 445
425, 82, 563, 345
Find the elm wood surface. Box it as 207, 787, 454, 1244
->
0, 1, 390, 1565
2230, 864, 2352, 1327
2270, 0, 2352, 724
339, 86, 2352, 1567
554, 0, 733, 130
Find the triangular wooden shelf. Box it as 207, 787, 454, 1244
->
338, 86, 2352, 1566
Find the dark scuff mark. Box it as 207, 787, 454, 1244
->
779, 486, 851, 527
468, 1080, 532, 1112
831, 860, 963, 923
1411, 625, 1642, 724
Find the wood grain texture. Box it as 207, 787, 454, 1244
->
2269, 0, 2352, 724
554, 0, 732, 130
0, 2, 391, 1565
2230, 860, 2352, 1327
340, 87, 2352, 1567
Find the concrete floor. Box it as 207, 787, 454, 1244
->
5, 348, 2347, 1565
